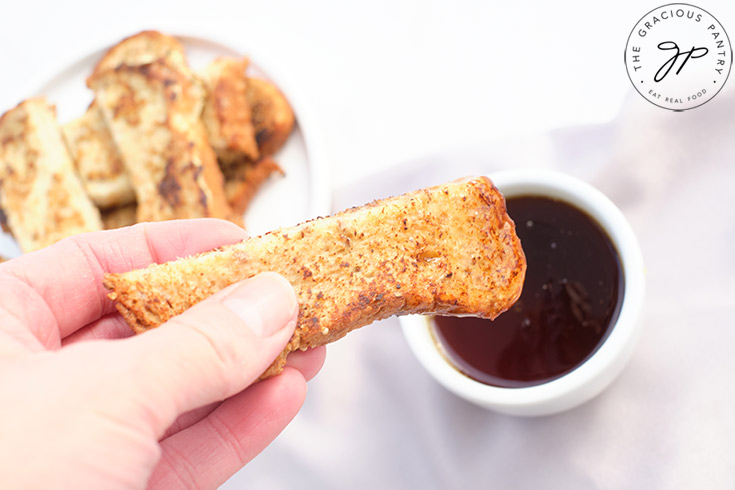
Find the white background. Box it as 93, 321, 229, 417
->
2, 1, 734, 489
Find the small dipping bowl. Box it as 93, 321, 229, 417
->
400, 170, 645, 416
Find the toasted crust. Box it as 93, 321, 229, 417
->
62, 102, 135, 208
0, 98, 102, 252
88, 60, 238, 224
246, 77, 295, 157
200, 57, 259, 167
225, 156, 284, 215
104, 177, 526, 378
88, 30, 189, 83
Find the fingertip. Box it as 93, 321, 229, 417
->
285, 346, 327, 382
274, 367, 308, 407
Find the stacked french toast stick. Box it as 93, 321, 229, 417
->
0, 31, 293, 253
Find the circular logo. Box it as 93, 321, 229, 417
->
625, 3, 732, 111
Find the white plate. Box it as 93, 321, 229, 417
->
0, 32, 330, 258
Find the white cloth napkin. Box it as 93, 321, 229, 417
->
224, 83, 735, 490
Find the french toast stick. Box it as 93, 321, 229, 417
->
224, 156, 284, 214
89, 30, 189, 81
200, 57, 260, 167
0, 98, 102, 252
62, 102, 135, 209
104, 177, 526, 379
88, 59, 238, 224
246, 77, 295, 157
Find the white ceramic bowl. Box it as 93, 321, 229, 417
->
400, 170, 645, 416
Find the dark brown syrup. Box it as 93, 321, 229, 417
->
434, 195, 623, 388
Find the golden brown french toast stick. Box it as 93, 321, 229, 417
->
62, 102, 135, 209
246, 77, 294, 157
224, 156, 284, 214
200, 57, 260, 167
104, 177, 526, 378
0, 98, 102, 252
88, 60, 237, 223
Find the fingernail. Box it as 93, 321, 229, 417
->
222, 272, 298, 337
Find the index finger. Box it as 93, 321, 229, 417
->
0, 219, 248, 344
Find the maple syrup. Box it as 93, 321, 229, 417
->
433, 196, 623, 388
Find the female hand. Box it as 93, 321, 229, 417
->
0, 219, 325, 489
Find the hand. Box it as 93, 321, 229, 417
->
0, 219, 325, 489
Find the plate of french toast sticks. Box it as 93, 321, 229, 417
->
0, 30, 328, 258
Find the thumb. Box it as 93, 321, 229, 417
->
116, 272, 298, 434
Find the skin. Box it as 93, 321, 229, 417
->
0, 219, 325, 489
